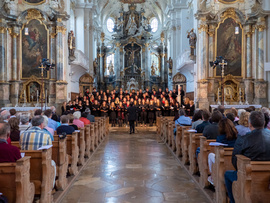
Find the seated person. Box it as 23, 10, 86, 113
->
208, 118, 238, 185
192, 110, 203, 129
195, 109, 211, 133
8, 117, 20, 141
42, 116, 54, 141
224, 111, 270, 203
73, 111, 84, 128
68, 114, 78, 130
9, 108, 17, 118
175, 108, 192, 128
235, 112, 250, 136
203, 110, 223, 139
20, 115, 52, 150
85, 108, 95, 123
79, 112, 91, 125
226, 112, 238, 126
44, 109, 59, 131
0, 123, 21, 163
19, 114, 31, 134
57, 115, 75, 135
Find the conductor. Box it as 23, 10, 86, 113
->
127, 102, 137, 134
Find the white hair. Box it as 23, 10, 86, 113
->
42, 115, 49, 127
0, 110, 10, 120
50, 106, 56, 112
238, 109, 246, 118
73, 111, 81, 119
261, 107, 270, 115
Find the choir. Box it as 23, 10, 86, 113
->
61, 87, 195, 127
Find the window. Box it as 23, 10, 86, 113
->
150, 18, 158, 33
107, 18, 115, 33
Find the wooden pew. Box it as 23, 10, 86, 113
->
98, 119, 102, 143
232, 155, 270, 203
90, 123, 96, 151
168, 121, 176, 151
212, 146, 234, 203
94, 122, 99, 147
198, 136, 215, 188
0, 156, 35, 203
77, 128, 85, 165
66, 132, 79, 175
181, 127, 192, 164
20, 148, 54, 203
175, 125, 182, 157
156, 116, 161, 135
11, 141, 20, 149
106, 117, 109, 136
84, 124, 91, 158
52, 136, 68, 191
188, 133, 202, 174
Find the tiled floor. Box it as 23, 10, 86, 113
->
61, 127, 210, 203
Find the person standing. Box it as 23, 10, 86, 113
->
127, 102, 137, 134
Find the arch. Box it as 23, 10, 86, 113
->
79, 73, 94, 94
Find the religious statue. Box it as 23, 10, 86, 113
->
187, 29, 197, 57
93, 58, 98, 76
126, 14, 138, 36
68, 30, 76, 60
151, 61, 157, 76
108, 60, 115, 76
166, 57, 173, 75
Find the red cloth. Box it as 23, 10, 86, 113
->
0, 142, 21, 163
79, 117, 90, 125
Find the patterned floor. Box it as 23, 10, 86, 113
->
61, 127, 209, 203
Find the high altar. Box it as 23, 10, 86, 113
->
95, 4, 168, 91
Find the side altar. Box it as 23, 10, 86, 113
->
95, 4, 168, 91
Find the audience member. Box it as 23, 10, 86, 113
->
44, 109, 59, 131
0, 123, 21, 163
85, 108, 95, 123
73, 111, 84, 128
225, 111, 270, 203
0, 110, 10, 122
19, 114, 31, 134
57, 115, 75, 135
68, 114, 78, 130
8, 117, 20, 141
79, 112, 91, 125
235, 112, 250, 136
191, 110, 203, 129
42, 115, 54, 141
207, 118, 238, 185
34, 109, 43, 116
195, 109, 211, 133
174, 108, 192, 129
20, 115, 52, 150
203, 110, 222, 139
9, 109, 17, 118
226, 113, 237, 126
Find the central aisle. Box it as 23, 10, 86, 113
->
61, 127, 209, 203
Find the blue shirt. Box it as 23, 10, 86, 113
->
216, 134, 236, 147
48, 118, 58, 131
175, 116, 192, 128
235, 125, 251, 136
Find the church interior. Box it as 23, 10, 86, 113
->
0, 0, 270, 203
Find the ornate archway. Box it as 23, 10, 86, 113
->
173, 73, 187, 92
79, 73, 94, 94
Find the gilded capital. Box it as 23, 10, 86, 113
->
116, 42, 121, 47
0, 27, 6, 34
101, 32, 105, 43
56, 26, 67, 35
198, 24, 208, 33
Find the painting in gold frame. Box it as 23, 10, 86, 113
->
23, 0, 46, 5
20, 19, 49, 79
215, 18, 243, 77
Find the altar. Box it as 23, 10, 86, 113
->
2, 106, 50, 112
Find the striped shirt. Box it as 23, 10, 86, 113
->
20, 126, 52, 150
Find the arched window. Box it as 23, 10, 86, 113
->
107, 18, 115, 33
150, 18, 158, 33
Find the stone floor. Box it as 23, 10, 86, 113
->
61, 127, 210, 203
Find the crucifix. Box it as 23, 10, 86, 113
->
219, 59, 227, 105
